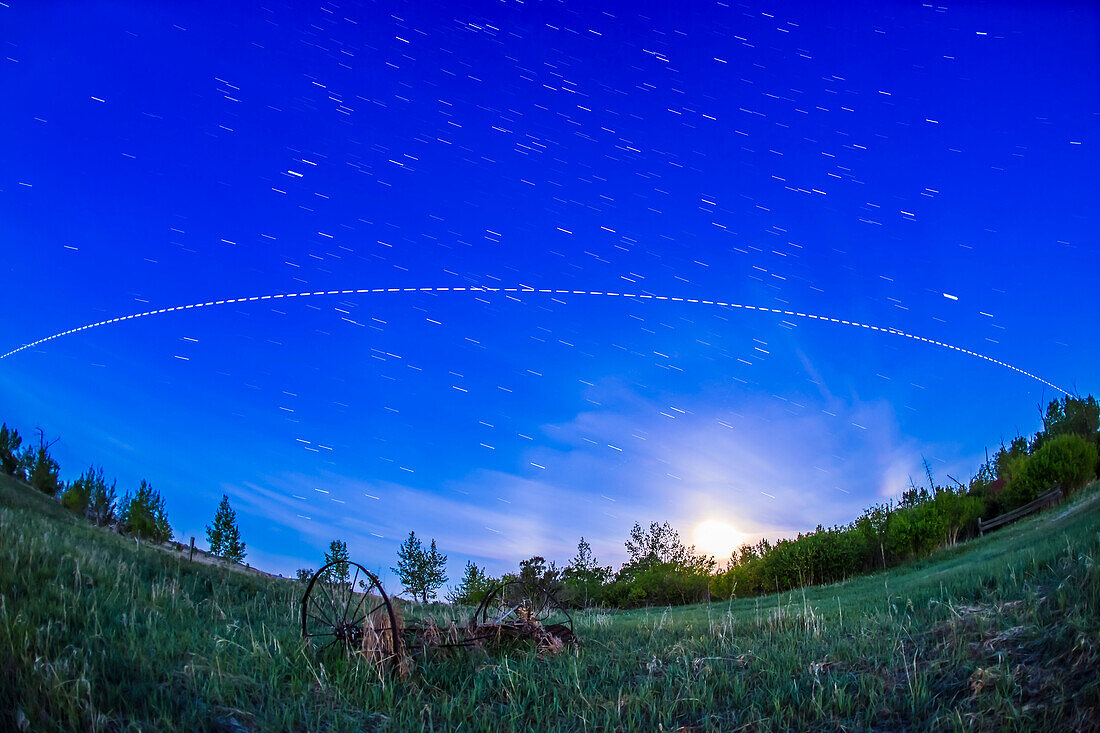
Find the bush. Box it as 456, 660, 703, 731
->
1033, 395, 1100, 451
446, 561, 496, 606
929, 488, 984, 543
601, 560, 713, 608
121, 480, 172, 542
60, 480, 91, 515
60, 465, 117, 524
1002, 433, 1098, 509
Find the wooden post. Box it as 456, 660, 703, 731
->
189, 536, 195, 562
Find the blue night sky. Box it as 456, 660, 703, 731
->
1, 0, 1097, 586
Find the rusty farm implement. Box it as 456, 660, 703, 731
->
300, 560, 578, 672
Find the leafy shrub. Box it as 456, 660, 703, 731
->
60, 465, 117, 525
928, 487, 984, 543
120, 480, 172, 542
60, 480, 91, 515
447, 561, 496, 606
1002, 433, 1098, 509
561, 537, 612, 608
602, 562, 712, 607
1032, 395, 1100, 451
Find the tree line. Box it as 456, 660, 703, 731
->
447, 395, 1099, 608
0, 422, 247, 563
7, 394, 1097, 608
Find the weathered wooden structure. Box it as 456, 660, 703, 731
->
978, 485, 1062, 536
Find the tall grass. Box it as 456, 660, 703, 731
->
2, 472, 1098, 731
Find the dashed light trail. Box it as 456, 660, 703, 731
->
0, 285, 1068, 395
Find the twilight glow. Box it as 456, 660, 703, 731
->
1, 0, 1096, 585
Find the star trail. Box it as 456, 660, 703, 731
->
1, 0, 1096, 580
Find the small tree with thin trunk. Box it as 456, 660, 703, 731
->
323, 540, 350, 587
423, 539, 449, 603
392, 531, 426, 602
392, 531, 449, 603
206, 494, 247, 563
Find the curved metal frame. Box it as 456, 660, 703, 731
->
300, 560, 400, 657
472, 579, 575, 639
301, 563, 578, 668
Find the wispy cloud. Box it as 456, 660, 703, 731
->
220, 382, 970, 581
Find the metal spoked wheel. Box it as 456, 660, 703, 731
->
300, 561, 399, 656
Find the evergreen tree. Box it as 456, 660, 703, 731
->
446, 561, 494, 605
392, 530, 426, 601
121, 479, 172, 542
206, 494, 247, 563
0, 423, 22, 477
18, 446, 35, 482
86, 468, 118, 527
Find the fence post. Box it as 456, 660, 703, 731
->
189, 536, 195, 562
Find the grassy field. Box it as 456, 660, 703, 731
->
2, 472, 1099, 731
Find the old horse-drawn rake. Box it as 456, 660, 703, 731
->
300, 560, 578, 673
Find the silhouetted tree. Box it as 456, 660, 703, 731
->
323, 540, 350, 586
0, 423, 23, 477
518, 555, 561, 590
206, 494, 247, 563
622, 521, 696, 576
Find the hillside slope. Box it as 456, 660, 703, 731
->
2, 472, 1098, 731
